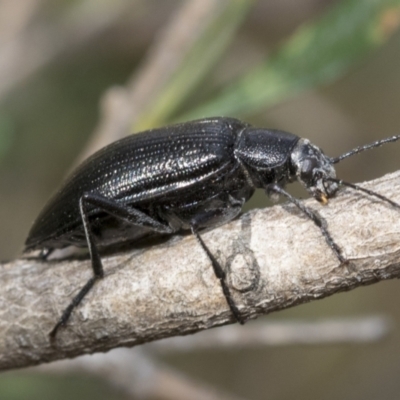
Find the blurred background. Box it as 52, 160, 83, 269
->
1, 0, 400, 399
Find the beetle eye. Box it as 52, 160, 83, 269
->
314, 170, 323, 180
301, 158, 317, 180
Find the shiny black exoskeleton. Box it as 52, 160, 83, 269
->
25, 117, 400, 337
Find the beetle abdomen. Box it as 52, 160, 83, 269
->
25, 117, 248, 251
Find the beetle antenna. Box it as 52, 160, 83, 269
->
330, 135, 400, 164
327, 178, 400, 210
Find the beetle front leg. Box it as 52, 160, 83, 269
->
50, 192, 173, 339
266, 184, 346, 264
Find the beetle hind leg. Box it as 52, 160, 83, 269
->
50, 192, 174, 339
49, 196, 104, 339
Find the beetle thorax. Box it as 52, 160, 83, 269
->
290, 138, 339, 204
234, 127, 301, 189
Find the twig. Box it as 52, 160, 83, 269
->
36, 348, 248, 400
0, 0, 44, 40
0, 0, 135, 99
33, 316, 388, 400
79, 0, 227, 161
1, 172, 400, 371
148, 316, 391, 352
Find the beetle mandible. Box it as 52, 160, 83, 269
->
24, 117, 400, 338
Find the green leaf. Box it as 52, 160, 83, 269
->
134, 0, 255, 131
179, 0, 400, 120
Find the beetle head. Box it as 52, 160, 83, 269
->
291, 138, 338, 204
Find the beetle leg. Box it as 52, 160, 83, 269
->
266, 184, 347, 264
81, 192, 174, 233
39, 247, 54, 260
191, 224, 245, 325
50, 195, 105, 338
50, 192, 174, 339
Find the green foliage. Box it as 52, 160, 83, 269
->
178, 0, 400, 120
134, 0, 255, 131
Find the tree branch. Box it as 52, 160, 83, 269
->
1, 171, 400, 371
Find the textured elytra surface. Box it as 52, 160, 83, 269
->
25, 117, 302, 253
1, 172, 400, 370
25, 117, 248, 250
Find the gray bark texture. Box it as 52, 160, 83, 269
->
1, 171, 400, 371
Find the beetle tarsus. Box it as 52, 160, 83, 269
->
50, 276, 99, 339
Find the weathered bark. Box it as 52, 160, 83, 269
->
1, 171, 400, 371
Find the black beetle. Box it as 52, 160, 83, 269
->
25, 117, 400, 338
